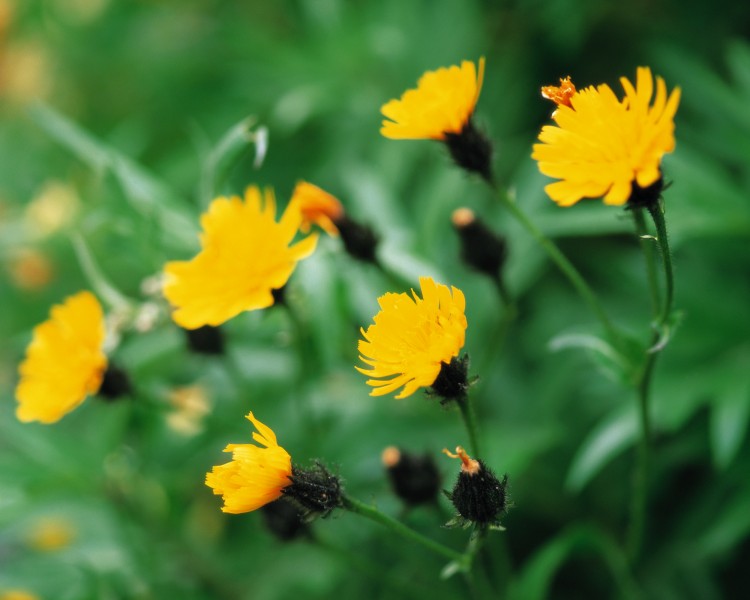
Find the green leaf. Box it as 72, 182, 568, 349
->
29, 102, 198, 253
199, 116, 268, 206
548, 331, 640, 384
709, 383, 750, 469
509, 526, 638, 600
566, 406, 638, 492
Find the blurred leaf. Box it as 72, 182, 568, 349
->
29, 103, 198, 253
548, 331, 640, 384
709, 383, 750, 469
199, 116, 268, 206
509, 525, 638, 600
566, 406, 638, 492
71, 233, 132, 312
695, 482, 750, 559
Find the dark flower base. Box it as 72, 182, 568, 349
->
626, 177, 663, 210
446, 464, 508, 527
334, 215, 380, 264
444, 120, 494, 183
284, 462, 342, 520
185, 325, 225, 355
430, 355, 470, 403
98, 364, 133, 400
386, 450, 442, 506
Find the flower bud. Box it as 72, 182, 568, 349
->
452, 208, 507, 280
443, 446, 508, 528
444, 121, 494, 183
333, 214, 379, 264
382, 447, 441, 507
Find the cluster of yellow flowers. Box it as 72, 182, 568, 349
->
13, 58, 680, 518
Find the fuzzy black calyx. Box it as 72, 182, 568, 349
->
185, 325, 225, 355
430, 355, 470, 404
443, 120, 494, 183
283, 462, 342, 520
445, 463, 508, 528
626, 177, 663, 211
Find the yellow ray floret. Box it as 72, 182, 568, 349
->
163, 186, 318, 329
205, 412, 293, 514
381, 58, 485, 140
15, 291, 107, 424
289, 180, 344, 236
532, 66, 681, 207
357, 276, 467, 399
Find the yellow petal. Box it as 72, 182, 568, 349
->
15, 291, 107, 424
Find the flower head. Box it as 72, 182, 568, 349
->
15, 291, 107, 424
205, 412, 292, 514
380, 58, 485, 141
163, 186, 318, 329
357, 276, 467, 399
532, 67, 681, 207
289, 181, 344, 236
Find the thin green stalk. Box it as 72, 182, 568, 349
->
492, 272, 514, 309
342, 495, 464, 563
627, 200, 675, 564
627, 336, 657, 563
647, 202, 675, 326
492, 187, 620, 344
632, 208, 661, 317
457, 395, 481, 458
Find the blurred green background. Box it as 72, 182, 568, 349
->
2, 0, 750, 598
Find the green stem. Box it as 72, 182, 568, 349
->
627, 335, 657, 563
458, 395, 481, 458
647, 202, 675, 327
627, 200, 675, 565
492, 187, 620, 344
492, 272, 514, 309
342, 495, 464, 563
632, 208, 661, 317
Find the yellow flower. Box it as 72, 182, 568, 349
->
532, 67, 681, 207
380, 58, 485, 140
0, 590, 40, 600
357, 276, 467, 399
205, 412, 292, 514
289, 180, 344, 236
15, 291, 107, 424
26, 517, 75, 551
163, 186, 318, 329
